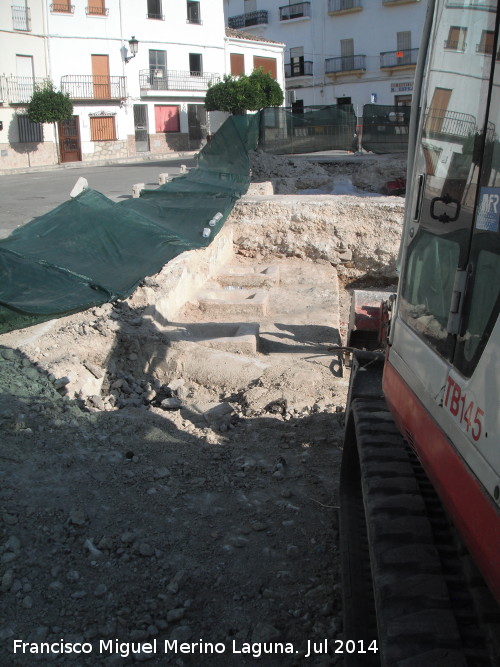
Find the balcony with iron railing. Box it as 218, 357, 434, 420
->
279, 2, 311, 21
285, 61, 313, 78
424, 109, 476, 138
12, 5, 32, 31
476, 41, 494, 54
380, 48, 419, 70
4, 76, 47, 104
444, 39, 466, 51
328, 0, 362, 15
446, 0, 496, 8
60, 75, 127, 100
86, 5, 109, 15
228, 10, 268, 29
50, 3, 75, 12
325, 55, 366, 77
382, 0, 420, 5
139, 69, 220, 93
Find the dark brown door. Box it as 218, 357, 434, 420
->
59, 116, 82, 163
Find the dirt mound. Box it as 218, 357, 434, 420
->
250, 150, 407, 195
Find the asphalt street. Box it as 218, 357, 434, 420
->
0, 157, 197, 239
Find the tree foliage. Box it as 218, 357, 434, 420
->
27, 80, 73, 124
205, 68, 283, 115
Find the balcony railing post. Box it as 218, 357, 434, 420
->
6, 76, 47, 103
279, 2, 311, 20
12, 5, 32, 31
139, 69, 220, 92
228, 9, 269, 28
325, 55, 366, 74
60, 75, 127, 100
328, 0, 362, 12
380, 48, 418, 68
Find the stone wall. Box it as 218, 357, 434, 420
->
228, 194, 405, 279
0, 142, 58, 170
83, 140, 129, 162
149, 132, 189, 154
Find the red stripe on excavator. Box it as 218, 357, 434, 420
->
383, 361, 500, 604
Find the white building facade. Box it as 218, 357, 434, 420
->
0, 0, 284, 171
225, 0, 427, 112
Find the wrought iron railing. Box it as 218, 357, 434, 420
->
424, 109, 476, 138
383, 0, 420, 4
86, 5, 109, 15
279, 2, 311, 20
444, 39, 466, 51
12, 5, 32, 30
328, 0, 362, 13
325, 55, 366, 74
476, 41, 494, 54
50, 3, 75, 12
60, 75, 127, 100
228, 10, 269, 28
139, 69, 220, 92
446, 0, 495, 8
380, 48, 419, 68
285, 61, 313, 77
5, 76, 47, 103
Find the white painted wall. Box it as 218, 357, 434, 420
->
225, 0, 428, 108
225, 34, 285, 78
1, 0, 285, 169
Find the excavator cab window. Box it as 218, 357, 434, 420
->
454, 61, 500, 376
400, 1, 499, 374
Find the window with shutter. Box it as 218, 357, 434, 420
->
230, 54, 245, 76
90, 116, 116, 141
87, 0, 107, 16
18, 115, 43, 143
253, 57, 277, 79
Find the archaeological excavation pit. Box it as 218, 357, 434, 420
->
195, 288, 270, 319
165, 322, 260, 356
216, 264, 280, 288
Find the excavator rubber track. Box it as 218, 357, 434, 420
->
340, 353, 500, 667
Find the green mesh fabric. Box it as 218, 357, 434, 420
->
259, 105, 357, 154
0, 113, 260, 334
361, 104, 410, 154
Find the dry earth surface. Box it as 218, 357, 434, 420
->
0, 153, 404, 666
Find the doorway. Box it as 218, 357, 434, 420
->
395, 94, 412, 106
134, 104, 149, 153
58, 116, 81, 163
91, 55, 111, 99
187, 104, 207, 149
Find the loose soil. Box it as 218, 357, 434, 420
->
0, 153, 403, 666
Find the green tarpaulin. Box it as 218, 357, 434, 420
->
0, 113, 260, 334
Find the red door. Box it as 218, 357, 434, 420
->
58, 116, 82, 163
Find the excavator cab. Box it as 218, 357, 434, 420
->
340, 1, 500, 664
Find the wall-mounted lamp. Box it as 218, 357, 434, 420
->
124, 36, 139, 63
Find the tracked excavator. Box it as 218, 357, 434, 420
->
340, 0, 500, 665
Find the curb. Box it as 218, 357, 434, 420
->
0, 151, 199, 176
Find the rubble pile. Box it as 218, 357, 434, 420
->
250, 150, 407, 195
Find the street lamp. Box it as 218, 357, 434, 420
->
125, 36, 139, 63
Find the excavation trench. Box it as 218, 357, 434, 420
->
0, 157, 404, 665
